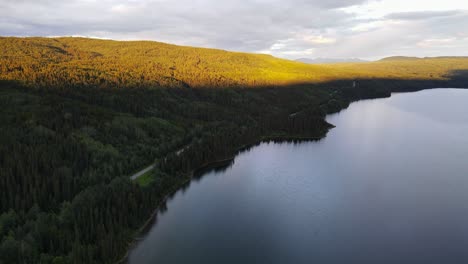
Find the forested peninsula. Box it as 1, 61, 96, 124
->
1, 37, 468, 264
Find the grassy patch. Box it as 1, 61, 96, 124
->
135, 170, 155, 187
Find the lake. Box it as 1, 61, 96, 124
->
128, 88, 468, 264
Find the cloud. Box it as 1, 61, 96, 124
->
307, 10, 468, 59
0, 0, 361, 48
0, 0, 467, 59
385, 10, 462, 20
303, 36, 337, 45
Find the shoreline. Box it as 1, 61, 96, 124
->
116, 85, 468, 264
117, 134, 327, 263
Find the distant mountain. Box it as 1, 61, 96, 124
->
379, 56, 468, 61
296, 57, 367, 64
379, 56, 421, 61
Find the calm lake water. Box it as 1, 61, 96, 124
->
128, 89, 468, 264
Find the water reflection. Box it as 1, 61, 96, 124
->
128, 89, 468, 264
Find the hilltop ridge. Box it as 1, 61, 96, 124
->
2, 37, 468, 89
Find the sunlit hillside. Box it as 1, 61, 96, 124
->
329, 57, 468, 81
2, 37, 468, 89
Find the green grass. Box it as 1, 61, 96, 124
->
135, 170, 155, 187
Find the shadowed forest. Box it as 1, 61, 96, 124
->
1, 37, 468, 264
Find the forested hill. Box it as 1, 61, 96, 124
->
0, 37, 336, 88
2, 37, 468, 89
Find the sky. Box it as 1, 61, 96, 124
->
1, 0, 467, 60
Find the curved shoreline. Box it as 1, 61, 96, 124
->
117, 135, 326, 263
117, 86, 468, 264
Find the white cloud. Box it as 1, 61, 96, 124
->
350, 20, 391, 33
303, 35, 336, 45
342, 0, 468, 19
418, 37, 456, 45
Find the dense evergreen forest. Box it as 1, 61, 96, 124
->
1, 37, 468, 264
